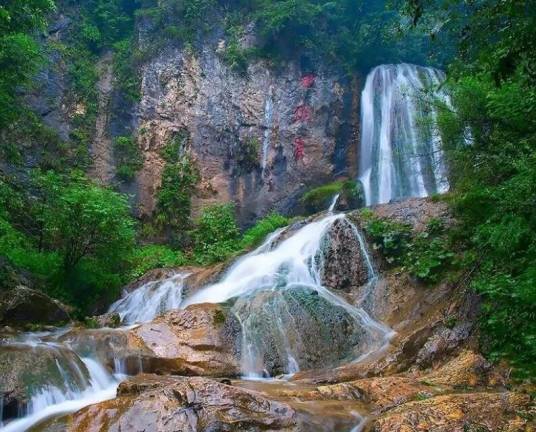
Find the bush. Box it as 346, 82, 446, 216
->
128, 244, 186, 280
114, 135, 142, 181
241, 212, 289, 249
192, 204, 240, 265
301, 180, 363, 213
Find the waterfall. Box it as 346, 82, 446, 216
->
358, 63, 449, 206
1, 340, 120, 432
108, 272, 188, 324
183, 214, 391, 377
261, 85, 274, 176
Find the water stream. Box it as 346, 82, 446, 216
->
359, 63, 450, 205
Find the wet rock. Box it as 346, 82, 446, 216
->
67, 374, 299, 432
130, 303, 241, 376
320, 218, 370, 291
232, 285, 383, 376
371, 392, 533, 432
0, 286, 71, 327
0, 343, 89, 422
90, 313, 121, 328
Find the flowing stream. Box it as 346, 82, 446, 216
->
358, 63, 450, 205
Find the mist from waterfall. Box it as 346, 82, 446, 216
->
358, 63, 449, 205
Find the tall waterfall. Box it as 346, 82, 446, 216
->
359, 63, 449, 205
184, 214, 391, 378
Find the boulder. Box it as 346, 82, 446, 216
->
66, 374, 298, 432
130, 303, 241, 377
371, 392, 533, 432
320, 218, 370, 291
61, 303, 241, 377
0, 286, 70, 327
0, 343, 89, 422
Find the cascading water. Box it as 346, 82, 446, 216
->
0, 338, 121, 432
261, 85, 274, 176
358, 63, 450, 205
108, 272, 189, 324
184, 214, 391, 378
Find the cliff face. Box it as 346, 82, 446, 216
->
135, 46, 360, 222
29, 13, 361, 225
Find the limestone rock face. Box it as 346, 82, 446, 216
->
135, 47, 360, 224
67, 374, 299, 432
0, 286, 70, 326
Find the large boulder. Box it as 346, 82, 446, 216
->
130, 303, 241, 377
61, 303, 241, 377
0, 343, 89, 422
319, 218, 370, 291
0, 286, 70, 327
65, 374, 299, 432
231, 285, 385, 376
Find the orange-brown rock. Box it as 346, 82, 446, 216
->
129, 303, 241, 376
371, 392, 534, 432
67, 374, 299, 432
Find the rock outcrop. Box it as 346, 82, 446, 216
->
65, 374, 298, 432
0, 285, 70, 327
61, 303, 241, 377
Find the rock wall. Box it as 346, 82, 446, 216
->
134, 45, 360, 223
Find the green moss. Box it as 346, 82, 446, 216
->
114, 136, 143, 182
301, 180, 363, 214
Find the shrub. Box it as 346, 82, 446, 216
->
114, 135, 142, 181
128, 244, 186, 280
241, 212, 289, 249
301, 180, 363, 214
192, 204, 240, 265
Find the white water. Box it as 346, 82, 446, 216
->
328, 194, 340, 213
359, 63, 449, 205
1, 344, 120, 432
108, 272, 189, 324
184, 213, 391, 377
261, 85, 274, 175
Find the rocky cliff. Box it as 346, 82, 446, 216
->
31, 13, 361, 225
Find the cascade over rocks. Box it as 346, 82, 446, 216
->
0, 343, 90, 421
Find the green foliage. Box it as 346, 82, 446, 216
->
301, 180, 363, 213
0, 172, 136, 314
0, 0, 55, 128
402, 0, 536, 377
192, 204, 241, 265
155, 133, 199, 242
128, 244, 186, 280
114, 136, 143, 181
236, 137, 260, 174
240, 213, 290, 249
361, 211, 454, 283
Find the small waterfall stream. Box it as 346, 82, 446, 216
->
359, 63, 450, 205
108, 272, 189, 324
0, 338, 121, 432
